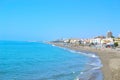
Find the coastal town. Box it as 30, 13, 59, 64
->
52, 31, 120, 50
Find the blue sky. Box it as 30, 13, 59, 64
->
0, 0, 120, 41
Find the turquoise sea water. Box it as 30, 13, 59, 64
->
0, 41, 103, 80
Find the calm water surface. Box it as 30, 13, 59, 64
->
0, 41, 102, 80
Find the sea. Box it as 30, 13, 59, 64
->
0, 41, 103, 80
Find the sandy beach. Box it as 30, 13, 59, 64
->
49, 42, 120, 80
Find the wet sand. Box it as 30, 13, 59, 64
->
49, 42, 120, 80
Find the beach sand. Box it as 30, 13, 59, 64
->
49, 42, 120, 80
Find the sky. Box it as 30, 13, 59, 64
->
0, 0, 120, 41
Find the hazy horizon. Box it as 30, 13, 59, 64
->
1, 0, 120, 41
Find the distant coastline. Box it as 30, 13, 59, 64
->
48, 41, 120, 80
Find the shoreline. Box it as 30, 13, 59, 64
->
49, 42, 120, 80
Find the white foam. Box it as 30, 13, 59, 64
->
52, 44, 55, 46
72, 71, 75, 74
80, 72, 83, 74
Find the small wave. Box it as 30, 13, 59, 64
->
89, 62, 103, 67
75, 69, 103, 80
60, 47, 99, 58
68, 49, 79, 53
52, 44, 55, 46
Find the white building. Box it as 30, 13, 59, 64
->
69, 38, 81, 44
64, 39, 70, 43
90, 38, 101, 44
101, 38, 114, 44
